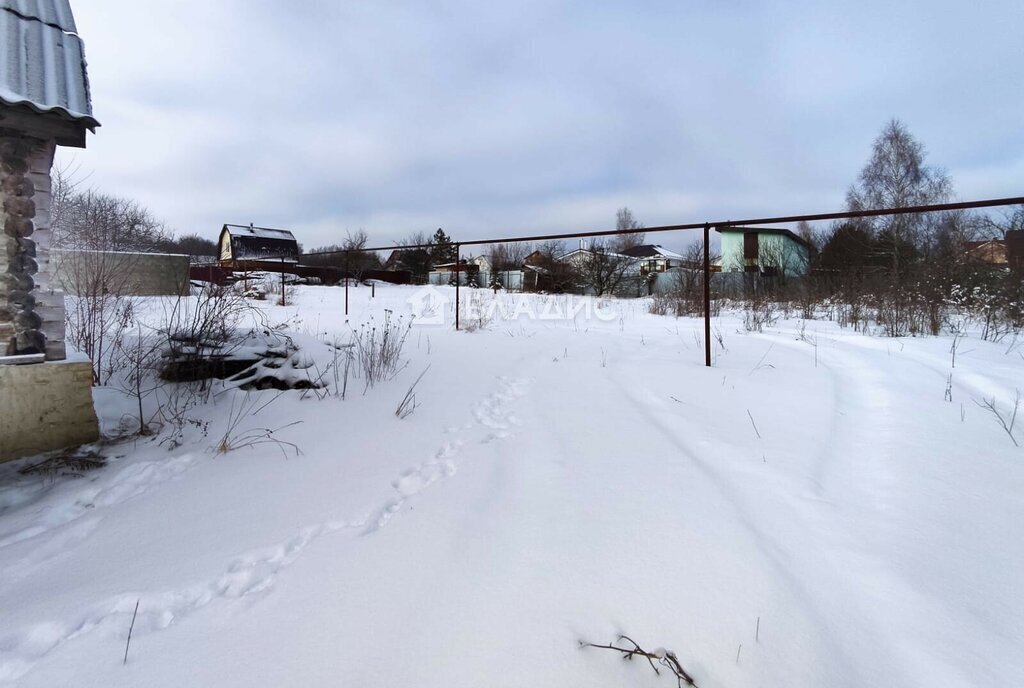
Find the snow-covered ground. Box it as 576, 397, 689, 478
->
1, 284, 1022, 687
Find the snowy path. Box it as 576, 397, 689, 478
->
1, 287, 1022, 687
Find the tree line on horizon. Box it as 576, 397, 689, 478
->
51, 119, 1021, 298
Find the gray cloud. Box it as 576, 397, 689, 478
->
58, 0, 1024, 253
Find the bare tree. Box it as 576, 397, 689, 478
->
758, 236, 809, 285
166, 233, 217, 258
846, 119, 953, 277
390, 231, 432, 281
50, 162, 84, 241
518, 240, 576, 292
486, 242, 530, 272
52, 181, 172, 253
574, 237, 642, 296
795, 220, 818, 250
51, 178, 178, 382
537, 240, 567, 262
570, 209, 647, 295
616, 206, 644, 235
343, 229, 381, 284
653, 241, 720, 315
985, 204, 1024, 238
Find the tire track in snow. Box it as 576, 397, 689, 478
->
751, 333, 900, 502
594, 360, 869, 684
635, 331, 986, 687
843, 336, 1021, 407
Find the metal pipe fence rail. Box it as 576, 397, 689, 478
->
235, 195, 1024, 367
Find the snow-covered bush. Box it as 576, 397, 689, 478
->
947, 269, 1023, 342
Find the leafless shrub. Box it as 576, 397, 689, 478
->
121, 285, 266, 446
742, 297, 778, 333
216, 392, 301, 458
262, 273, 297, 306
351, 310, 411, 390
60, 250, 142, 384
113, 328, 163, 436
792, 280, 824, 320
648, 293, 672, 316
152, 383, 211, 450
947, 272, 1023, 343
328, 341, 354, 400
871, 283, 941, 337
462, 299, 495, 332
647, 249, 720, 318
159, 283, 264, 384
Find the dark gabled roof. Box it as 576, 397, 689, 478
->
220, 224, 299, 262
619, 244, 684, 260
222, 224, 296, 242
716, 226, 811, 250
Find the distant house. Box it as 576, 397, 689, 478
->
523, 250, 548, 268
218, 224, 299, 264
558, 245, 644, 296
965, 231, 1024, 271
468, 255, 491, 272
619, 244, 685, 275
384, 249, 411, 270
383, 248, 431, 279
964, 238, 1008, 266
558, 246, 635, 272
717, 227, 811, 277
429, 257, 489, 286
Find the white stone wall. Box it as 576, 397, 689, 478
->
52, 250, 191, 297
0, 358, 98, 462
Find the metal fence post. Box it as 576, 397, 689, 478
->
704, 224, 711, 368
345, 250, 350, 316
455, 243, 461, 330
280, 255, 285, 306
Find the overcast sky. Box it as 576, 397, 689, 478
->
61, 0, 1023, 251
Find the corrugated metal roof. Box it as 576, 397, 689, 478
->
1, 0, 77, 32
223, 224, 297, 242
0, 1, 97, 126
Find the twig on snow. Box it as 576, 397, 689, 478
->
747, 409, 761, 439
580, 635, 699, 687
974, 390, 1020, 447
124, 598, 140, 665
395, 365, 430, 419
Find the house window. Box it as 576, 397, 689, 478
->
743, 233, 759, 261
